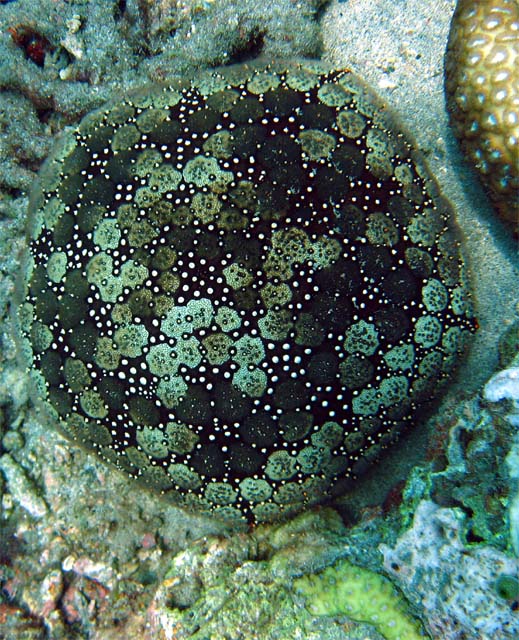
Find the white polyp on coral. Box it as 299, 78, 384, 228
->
485, 366, 519, 557
380, 500, 519, 639
505, 441, 519, 556
508, 489, 519, 557
484, 367, 519, 427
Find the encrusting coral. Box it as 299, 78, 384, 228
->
294, 557, 428, 639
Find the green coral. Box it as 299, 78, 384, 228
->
495, 574, 519, 601
294, 558, 429, 640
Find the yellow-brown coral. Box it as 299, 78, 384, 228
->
445, 0, 519, 227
